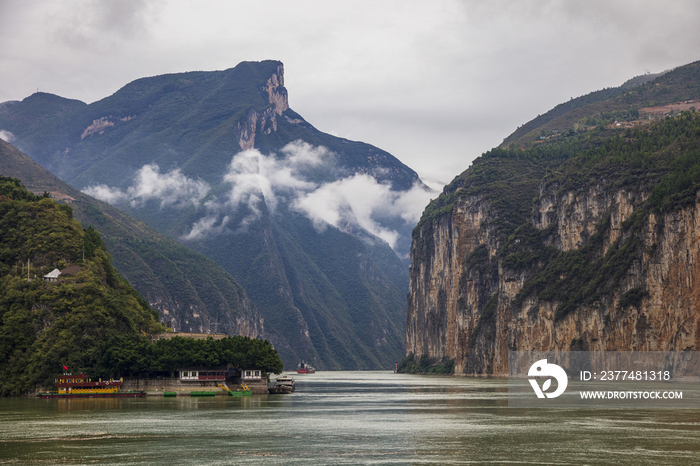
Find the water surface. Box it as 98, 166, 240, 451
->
2, 371, 700, 465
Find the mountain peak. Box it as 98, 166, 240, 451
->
262, 61, 288, 115
233, 60, 289, 149
225, 60, 288, 114
0, 60, 425, 369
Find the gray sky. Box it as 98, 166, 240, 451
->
1, 0, 699, 189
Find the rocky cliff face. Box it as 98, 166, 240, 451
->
237, 63, 289, 150
146, 294, 262, 337
262, 63, 289, 115
408, 62, 700, 376
408, 163, 700, 376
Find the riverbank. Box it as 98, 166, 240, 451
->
28, 376, 269, 397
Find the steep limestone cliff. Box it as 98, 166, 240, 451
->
407, 113, 700, 376
237, 63, 289, 149
263, 63, 289, 115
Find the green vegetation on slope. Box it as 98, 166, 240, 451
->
502, 86, 629, 146
0, 177, 282, 395
93, 335, 282, 378
501, 60, 700, 148
417, 136, 584, 233
0, 177, 162, 395
509, 111, 700, 320
397, 353, 454, 374
501, 70, 666, 147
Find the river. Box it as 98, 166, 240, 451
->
2, 371, 700, 465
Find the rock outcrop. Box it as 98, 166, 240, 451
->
237, 63, 289, 150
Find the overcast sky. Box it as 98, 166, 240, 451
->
1, 0, 699, 189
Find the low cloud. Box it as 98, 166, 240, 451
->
83, 163, 210, 208
0, 130, 15, 143
182, 140, 435, 251
181, 142, 331, 238
82, 140, 434, 251
182, 211, 230, 241
82, 183, 128, 205
292, 175, 432, 249
222, 144, 322, 217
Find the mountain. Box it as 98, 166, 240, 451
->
0, 138, 262, 338
407, 60, 700, 375
501, 63, 699, 148
0, 60, 428, 369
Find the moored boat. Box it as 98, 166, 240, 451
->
38, 374, 144, 398
268, 375, 295, 394
217, 382, 253, 397
296, 362, 315, 374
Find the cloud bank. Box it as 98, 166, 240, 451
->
0, 130, 15, 143
291, 174, 429, 248
222, 141, 326, 216
83, 163, 210, 208
84, 141, 435, 250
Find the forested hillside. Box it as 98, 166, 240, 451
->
0, 177, 162, 394
0, 178, 283, 394
93, 335, 283, 378
501, 61, 700, 147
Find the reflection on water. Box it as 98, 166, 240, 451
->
2, 371, 700, 465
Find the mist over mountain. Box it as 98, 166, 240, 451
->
0, 138, 262, 340
0, 60, 433, 369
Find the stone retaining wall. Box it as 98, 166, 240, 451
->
121, 377, 268, 395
